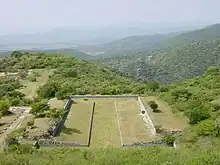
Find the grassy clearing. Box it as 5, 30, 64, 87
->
117, 98, 154, 144
20, 69, 53, 99
57, 99, 92, 144
91, 98, 121, 148
48, 98, 65, 109
141, 96, 188, 130
34, 118, 52, 131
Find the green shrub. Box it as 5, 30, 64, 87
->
163, 134, 176, 146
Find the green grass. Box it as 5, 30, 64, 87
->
20, 69, 53, 99
48, 98, 65, 109
90, 98, 121, 148
57, 99, 93, 144
116, 98, 154, 144
141, 96, 188, 130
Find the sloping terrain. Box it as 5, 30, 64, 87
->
0, 49, 93, 60
99, 24, 220, 83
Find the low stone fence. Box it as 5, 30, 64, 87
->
50, 99, 73, 137
37, 139, 88, 147
122, 140, 166, 147
70, 95, 139, 99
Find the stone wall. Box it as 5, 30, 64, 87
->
50, 99, 73, 137
37, 139, 88, 147
137, 97, 156, 135
70, 95, 138, 99
122, 139, 166, 147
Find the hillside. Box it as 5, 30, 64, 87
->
0, 51, 150, 97
0, 49, 93, 60
156, 23, 220, 49
1, 66, 220, 164
99, 24, 220, 83
76, 33, 177, 58
1, 51, 220, 164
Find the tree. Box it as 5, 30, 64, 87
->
187, 107, 211, 124
196, 119, 218, 137
205, 66, 220, 76
30, 101, 50, 117
163, 134, 176, 146
147, 81, 160, 92
27, 120, 35, 127
10, 51, 23, 58
37, 83, 58, 98
0, 112, 3, 125
148, 101, 158, 112
0, 100, 10, 115
211, 102, 220, 112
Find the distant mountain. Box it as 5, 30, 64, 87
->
0, 22, 207, 51
29, 49, 94, 60
99, 24, 220, 83
75, 33, 179, 57
155, 23, 220, 49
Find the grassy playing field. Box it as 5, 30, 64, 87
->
56, 96, 185, 148
116, 98, 154, 144
57, 99, 93, 144
90, 98, 121, 148
141, 96, 188, 130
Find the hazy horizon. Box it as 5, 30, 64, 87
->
1, 0, 220, 35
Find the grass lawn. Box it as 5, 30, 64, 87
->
57, 99, 93, 144
116, 98, 154, 144
141, 96, 188, 130
90, 98, 121, 148
48, 98, 65, 109
20, 69, 53, 99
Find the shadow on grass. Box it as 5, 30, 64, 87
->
0, 122, 6, 127
153, 109, 162, 113
62, 126, 82, 135
72, 101, 78, 104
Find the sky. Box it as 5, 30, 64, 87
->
0, 0, 220, 34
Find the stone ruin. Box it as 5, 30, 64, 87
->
35, 139, 87, 147
122, 139, 165, 147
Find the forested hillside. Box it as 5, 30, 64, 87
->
0, 51, 152, 98
99, 24, 220, 83
0, 48, 93, 60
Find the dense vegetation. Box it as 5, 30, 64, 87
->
0, 75, 31, 117
1, 145, 220, 165
99, 24, 220, 83
159, 67, 220, 137
0, 51, 154, 99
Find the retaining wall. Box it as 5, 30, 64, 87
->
51, 99, 73, 137
70, 95, 138, 99
122, 139, 166, 147
137, 97, 156, 135
37, 139, 88, 147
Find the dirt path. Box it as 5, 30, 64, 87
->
0, 109, 30, 147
